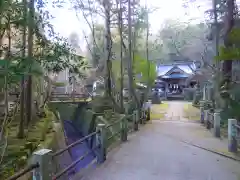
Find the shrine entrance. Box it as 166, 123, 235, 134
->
167, 79, 184, 94
155, 62, 202, 100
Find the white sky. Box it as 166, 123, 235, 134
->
46, 0, 209, 51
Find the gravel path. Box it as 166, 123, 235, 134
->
80, 101, 240, 180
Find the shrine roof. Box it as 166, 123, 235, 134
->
157, 64, 196, 77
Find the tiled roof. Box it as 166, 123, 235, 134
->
178, 65, 194, 74
157, 65, 174, 76
162, 74, 190, 79
157, 64, 195, 76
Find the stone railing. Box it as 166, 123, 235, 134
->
200, 101, 221, 138
7, 103, 151, 180
200, 101, 240, 153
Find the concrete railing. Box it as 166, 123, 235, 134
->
200, 101, 240, 153
7, 107, 151, 180
200, 102, 221, 138
228, 119, 240, 153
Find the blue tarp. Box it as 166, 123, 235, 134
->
63, 120, 97, 179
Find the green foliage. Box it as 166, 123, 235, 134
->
216, 28, 240, 61
216, 46, 240, 61
34, 36, 88, 74
0, 0, 89, 177
0, 106, 56, 179
133, 54, 157, 85
111, 54, 157, 90
219, 82, 240, 123
40, 106, 55, 141
53, 82, 66, 87
0, 59, 43, 88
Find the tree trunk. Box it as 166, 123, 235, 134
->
18, 0, 27, 138
26, 0, 35, 125
119, 0, 124, 112
145, 6, 150, 101
103, 0, 112, 97
126, 0, 141, 113
127, 0, 134, 98
0, 13, 11, 140
213, 0, 220, 109
222, 0, 235, 81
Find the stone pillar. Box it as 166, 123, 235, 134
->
96, 123, 106, 163
228, 119, 238, 153
32, 149, 53, 180
139, 109, 143, 124
144, 100, 151, 121
141, 110, 146, 124
200, 101, 204, 124
121, 116, 128, 142
124, 102, 129, 115
206, 112, 211, 130
207, 86, 211, 101
213, 111, 221, 137
203, 85, 206, 101
204, 109, 209, 127
133, 110, 139, 131
147, 107, 150, 121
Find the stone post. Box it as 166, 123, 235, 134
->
121, 117, 128, 142
207, 85, 213, 101
147, 107, 150, 121
146, 100, 151, 121
213, 111, 221, 137
32, 149, 53, 180
139, 109, 143, 124
203, 85, 206, 101
133, 110, 139, 131
96, 123, 106, 163
124, 102, 129, 115
143, 102, 147, 121
200, 101, 204, 124
228, 119, 238, 153
204, 109, 209, 127
206, 112, 211, 130
136, 109, 139, 123
140, 109, 144, 123
142, 110, 146, 124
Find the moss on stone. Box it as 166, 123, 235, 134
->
1, 107, 57, 179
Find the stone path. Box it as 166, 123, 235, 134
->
164, 101, 189, 121
80, 101, 240, 180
